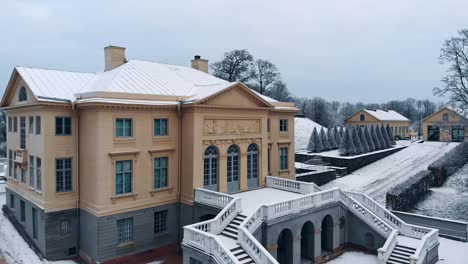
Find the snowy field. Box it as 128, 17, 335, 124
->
322, 141, 459, 204
0, 193, 75, 264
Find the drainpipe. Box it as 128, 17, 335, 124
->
176, 100, 183, 253
71, 101, 80, 256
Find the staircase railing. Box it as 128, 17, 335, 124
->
195, 188, 235, 209
238, 226, 278, 264
266, 176, 320, 194
409, 229, 439, 264
377, 229, 398, 264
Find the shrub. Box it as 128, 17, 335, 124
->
386, 170, 432, 210
428, 141, 468, 186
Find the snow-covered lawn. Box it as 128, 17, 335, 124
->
295, 117, 326, 151
0, 193, 75, 264
322, 141, 459, 204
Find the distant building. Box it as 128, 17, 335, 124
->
423, 106, 467, 142
344, 109, 411, 139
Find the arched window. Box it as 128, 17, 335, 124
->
247, 144, 258, 180
443, 113, 449, 122
18, 86, 27, 102
360, 114, 365, 121
204, 146, 218, 190
227, 145, 240, 183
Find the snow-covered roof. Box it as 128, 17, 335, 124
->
9, 60, 282, 107
363, 109, 409, 121
295, 117, 327, 151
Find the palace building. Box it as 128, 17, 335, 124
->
345, 109, 411, 139
1, 46, 438, 264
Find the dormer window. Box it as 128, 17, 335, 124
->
18, 87, 27, 102
360, 114, 365, 121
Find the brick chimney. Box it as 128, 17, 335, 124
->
191, 55, 208, 73
104, 45, 126, 71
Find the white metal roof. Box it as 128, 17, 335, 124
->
363, 109, 409, 121
14, 60, 278, 105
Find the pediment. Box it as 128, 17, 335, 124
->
1, 70, 38, 107
197, 84, 272, 109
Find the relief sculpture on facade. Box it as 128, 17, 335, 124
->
204, 119, 260, 135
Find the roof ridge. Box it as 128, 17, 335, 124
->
16, 66, 97, 75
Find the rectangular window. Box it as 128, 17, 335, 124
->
116, 160, 132, 195
154, 157, 168, 189
32, 208, 38, 239
8, 116, 11, 132
279, 119, 288, 132
36, 158, 42, 191
35, 116, 41, 135
20, 200, 25, 222
280, 147, 289, 170
14, 152, 18, 180
10, 194, 14, 209
21, 168, 26, 183
115, 118, 132, 138
267, 119, 270, 132
154, 118, 168, 136
56, 158, 72, 192
55, 117, 72, 135
61, 219, 71, 236
29, 156, 35, 188
267, 147, 271, 175
117, 218, 133, 243
8, 149, 12, 177
13, 116, 17, 132
154, 210, 168, 235
20, 116, 26, 149
29, 116, 34, 134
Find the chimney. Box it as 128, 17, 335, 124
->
104, 45, 126, 71
191, 55, 208, 73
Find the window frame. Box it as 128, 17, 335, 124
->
117, 218, 134, 243
153, 118, 169, 137
55, 116, 72, 136
227, 145, 240, 183
60, 219, 71, 236
154, 157, 169, 190
18, 86, 27, 102
35, 116, 41, 135
115, 118, 133, 139
13, 116, 18, 132
29, 116, 34, 134
279, 119, 288, 132
115, 160, 133, 195
154, 210, 168, 235
8, 116, 12, 132
280, 147, 289, 171
20, 200, 25, 222
247, 144, 259, 179
360, 114, 365, 121
10, 194, 15, 209
36, 157, 42, 192
56, 158, 73, 193
29, 155, 35, 188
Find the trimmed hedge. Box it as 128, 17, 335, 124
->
428, 141, 468, 186
386, 170, 432, 211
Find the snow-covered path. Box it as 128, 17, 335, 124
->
0, 193, 74, 264
322, 141, 459, 204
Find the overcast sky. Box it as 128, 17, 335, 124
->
1, 0, 467, 103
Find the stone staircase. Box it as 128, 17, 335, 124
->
220, 214, 247, 240
231, 246, 256, 264
386, 244, 416, 264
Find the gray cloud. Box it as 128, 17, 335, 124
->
1, 0, 467, 103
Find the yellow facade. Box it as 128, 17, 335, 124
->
2, 72, 297, 218
345, 110, 411, 139
422, 107, 467, 142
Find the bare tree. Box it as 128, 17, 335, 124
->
265, 80, 292, 102
250, 59, 280, 94
211, 49, 254, 82
433, 29, 468, 112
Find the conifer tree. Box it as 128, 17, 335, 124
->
364, 126, 375, 151
327, 127, 337, 149
386, 124, 396, 145
358, 126, 370, 153
334, 126, 341, 146
371, 124, 381, 150
320, 127, 330, 150
351, 126, 363, 154
339, 127, 356, 156
307, 129, 315, 152
376, 124, 386, 149
314, 127, 324, 152
381, 124, 391, 148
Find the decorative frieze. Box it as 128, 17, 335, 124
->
203, 119, 260, 136
202, 138, 261, 147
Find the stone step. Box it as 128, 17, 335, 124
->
395, 245, 416, 252
394, 247, 415, 255
221, 232, 237, 240
387, 256, 410, 264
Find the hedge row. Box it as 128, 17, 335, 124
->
428, 141, 468, 186
386, 170, 432, 211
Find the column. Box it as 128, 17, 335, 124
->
314, 228, 322, 261
293, 236, 301, 264
333, 222, 340, 251
240, 143, 248, 191
219, 145, 227, 193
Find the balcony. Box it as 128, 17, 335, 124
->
15, 148, 27, 165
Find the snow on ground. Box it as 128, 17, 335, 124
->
0, 193, 75, 264
295, 117, 326, 151
327, 251, 377, 264
321, 141, 459, 204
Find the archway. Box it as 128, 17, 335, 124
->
321, 215, 334, 253
301, 221, 315, 260
277, 228, 293, 264
365, 232, 375, 249
199, 214, 216, 222
339, 216, 346, 245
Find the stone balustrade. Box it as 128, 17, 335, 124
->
195, 188, 235, 209
265, 176, 320, 194
238, 226, 278, 264
410, 229, 439, 264
377, 229, 398, 264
